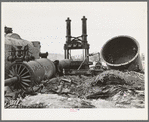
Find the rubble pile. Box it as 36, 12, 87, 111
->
87, 70, 145, 108
93, 70, 144, 90
5, 98, 22, 108
5, 70, 145, 108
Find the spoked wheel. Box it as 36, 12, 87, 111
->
8, 63, 33, 91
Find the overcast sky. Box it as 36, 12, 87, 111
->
2, 2, 147, 56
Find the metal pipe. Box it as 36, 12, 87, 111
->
59, 59, 71, 69
78, 56, 88, 70
5, 77, 18, 86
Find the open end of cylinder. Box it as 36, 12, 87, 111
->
101, 36, 139, 66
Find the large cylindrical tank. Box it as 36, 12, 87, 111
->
6, 58, 56, 90
101, 36, 143, 72
59, 59, 71, 69
5, 33, 41, 79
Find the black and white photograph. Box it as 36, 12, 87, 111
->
1, 1, 148, 120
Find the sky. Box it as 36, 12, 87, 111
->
2, 2, 147, 56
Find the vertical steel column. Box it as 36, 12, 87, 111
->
82, 49, 84, 60
66, 17, 71, 42
66, 17, 71, 59
87, 49, 89, 62
67, 50, 69, 59
65, 49, 66, 59
85, 50, 87, 58
82, 16, 87, 43
82, 16, 89, 63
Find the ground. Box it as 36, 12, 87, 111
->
4, 70, 145, 109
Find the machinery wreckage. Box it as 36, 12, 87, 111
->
4, 16, 145, 108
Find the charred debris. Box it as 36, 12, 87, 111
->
4, 17, 145, 108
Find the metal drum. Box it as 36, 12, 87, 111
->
33, 58, 56, 80
6, 58, 56, 90
59, 59, 71, 69
101, 36, 143, 72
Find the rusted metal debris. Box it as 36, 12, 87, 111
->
5, 70, 145, 108
101, 36, 143, 72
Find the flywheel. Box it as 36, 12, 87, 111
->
8, 63, 33, 91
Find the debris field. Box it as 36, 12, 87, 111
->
5, 70, 145, 109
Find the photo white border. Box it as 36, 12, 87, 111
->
1, 2, 148, 120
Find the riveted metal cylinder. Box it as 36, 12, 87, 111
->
23, 58, 56, 84
59, 59, 71, 69
6, 58, 56, 90
101, 36, 143, 72
34, 58, 56, 80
